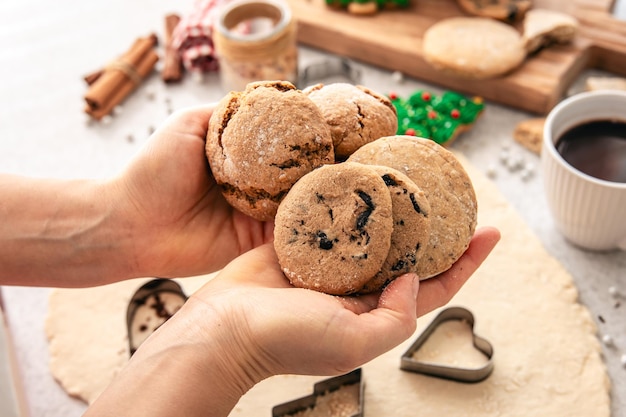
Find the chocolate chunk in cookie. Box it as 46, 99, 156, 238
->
206, 81, 334, 221
274, 162, 394, 295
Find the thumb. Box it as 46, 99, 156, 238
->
378, 273, 419, 313
375, 273, 419, 338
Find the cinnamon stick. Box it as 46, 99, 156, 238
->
161, 14, 183, 83
83, 69, 103, 86
85, 48, 159, 120
84, 34, 158, 114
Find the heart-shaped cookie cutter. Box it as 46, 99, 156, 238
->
126, 278, 188, 356
400, 306, 494, 382
272, 368, 364, 417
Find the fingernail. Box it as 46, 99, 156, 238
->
411, 274, 420, 298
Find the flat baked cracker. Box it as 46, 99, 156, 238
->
46, 154, 610, 416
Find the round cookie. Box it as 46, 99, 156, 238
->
274, 162, 394, 295
359, 165, 432, 294
422, 17, 526, 80
347, 136, 477, 279
206, 80, 334, 221
303, 83, 397, 160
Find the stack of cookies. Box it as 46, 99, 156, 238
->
206, 81, 477, 295
205, 80, 397, 221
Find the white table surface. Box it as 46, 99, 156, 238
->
0, 1, 624, 416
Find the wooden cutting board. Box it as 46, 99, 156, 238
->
288, 0, 626, 114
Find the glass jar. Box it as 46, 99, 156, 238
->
214, 0, 298, 92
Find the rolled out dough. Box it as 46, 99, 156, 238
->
46, 155, 610, 416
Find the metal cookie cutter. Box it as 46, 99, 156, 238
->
297, 58, 362, 89
400, 306, 494, 383
272, 368, 364, 417
126, 278, 188, 356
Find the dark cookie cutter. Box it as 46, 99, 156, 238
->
126, 278, 188, 356
297, 58, 362, 88
272, 368, 364, 417
401, 306, 494, 383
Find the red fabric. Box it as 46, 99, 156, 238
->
171, 0, 230, 73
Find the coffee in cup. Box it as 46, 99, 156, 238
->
541, 90, 626, 251
555, 119, 626, 183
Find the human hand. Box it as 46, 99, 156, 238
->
187, 226, 501, 380
112, 104, 274, 279
85, 226, 499, 417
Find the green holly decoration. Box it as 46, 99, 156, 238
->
389, 90, 484, 145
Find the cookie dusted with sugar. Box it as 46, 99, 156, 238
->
348, 136, 477, 279
206, 81, 334, 221
303, 83, 398, 160
274, 162, 394, 295
422, 17, 526, 79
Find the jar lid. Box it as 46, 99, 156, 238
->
216, 0, 292, 42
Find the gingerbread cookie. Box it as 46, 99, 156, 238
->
389, 90, 484, 146
206, 81, 334, 221
422, 17, 526, 79
359, 165, 431, 294
456, 0, 532, 22
513, 117, 545, 154
274, 162, 394, 295
348, 136, 477, 279
303, 83, 397, 160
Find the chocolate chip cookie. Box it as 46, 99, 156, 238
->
274, 162, 394, 295
348, 136, 477, 279
359, 165, 431, 293
206, 80, 334, 221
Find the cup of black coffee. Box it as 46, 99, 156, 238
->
542, 90, 626, 251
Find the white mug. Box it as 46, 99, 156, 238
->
541, 90, 626, 251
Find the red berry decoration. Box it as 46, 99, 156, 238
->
405, 128, 416, 136
451, 109, 460, 119
421, 92, 431, 101
389, 92, 398, 100
427, 110, 437, 119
